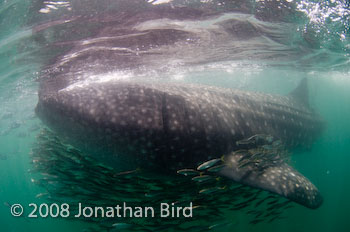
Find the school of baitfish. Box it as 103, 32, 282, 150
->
30, 129, 294, 231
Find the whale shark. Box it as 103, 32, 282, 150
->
36, 76, 324, 209
32, 0, 324, 212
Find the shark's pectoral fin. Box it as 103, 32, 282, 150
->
219, 153, 323, 209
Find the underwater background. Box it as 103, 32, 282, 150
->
0, 0, 350, 231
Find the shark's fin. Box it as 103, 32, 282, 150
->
219, 152, 323, 209
289, 78, 309, 107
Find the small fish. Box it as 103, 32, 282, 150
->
253, 211, 264, 218
233, 149, 249, 154
265, 135, 274, 143
247, 209, 258, 215
283, 201, 293, 209
199, 186, 225, 194
236, 135, 260, 145
232, 203, 249, 210
238, 152, 251, 162
145, 192, 164, 198
267, 204, 282, 212
273, 201, 292, 210
177, 169, 199, 176
114, 169, 139, 176
272, 140, 282, 147
236, 140, 254, 146
250, 219, 263, 224
36, 192, 49, 198
264, 195, 278, 200
197, 158, 221, 171
238, 159, 252, 168
262, 144, 274, 150
249, 134, 274, 143
208, 221, 231, 230
192, 205, 203, 210
237, 134, 274, 146
254, 198, 266, 207
247, 148, 260, 154
192, 175, 213, 183
111, 223, 133, 230
267, 199, 279, 205
207, 164, 225, 173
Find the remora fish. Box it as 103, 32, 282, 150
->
36, 76, 324, 209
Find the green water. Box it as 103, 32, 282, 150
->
1, 0, 350, 231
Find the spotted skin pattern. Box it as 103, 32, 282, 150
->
36, 79, 324, 208
221, 152, 323, 209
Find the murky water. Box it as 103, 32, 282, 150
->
0, 0, 350, 231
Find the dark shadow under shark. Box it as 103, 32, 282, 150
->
36, 77, 324, 209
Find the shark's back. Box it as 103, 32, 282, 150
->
36, 80, 323, 170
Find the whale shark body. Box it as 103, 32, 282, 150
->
36, 78, 324, 209
33, 0, 324, 213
